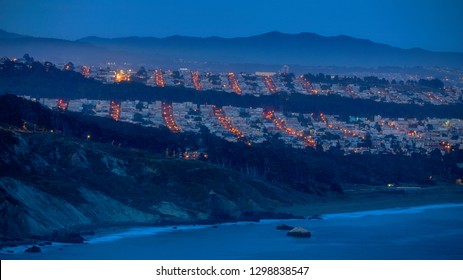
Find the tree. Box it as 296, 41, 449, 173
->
23, 53, 34, 64
135, 101, 144, 110
362, 133, 372, 148
419, 78, 444, 89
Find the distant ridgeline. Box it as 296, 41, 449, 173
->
0, 59, 462, 120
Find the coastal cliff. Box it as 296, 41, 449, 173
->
0, 126, 302, 242
0, 178, 160, 238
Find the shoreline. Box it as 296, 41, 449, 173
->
0, 202, 463, 260
50, 187, 463, 242
277, 185, 463, 217
3, 202, 463, 259
2, 185, 463, 255
69, 202, 463, 246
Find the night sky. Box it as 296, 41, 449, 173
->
1, 0, 462, 52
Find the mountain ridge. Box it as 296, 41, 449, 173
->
1, 29, 462, 69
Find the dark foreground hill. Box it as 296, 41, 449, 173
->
0, 127, 304, 239
0, 96, 308, 242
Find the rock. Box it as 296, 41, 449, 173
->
152, 201, 191, 220
63, 232, 84, 243
70, 149, 89, 168
101, 155, 126, 176
208, 192, 241, 220
43, 241, 52, 245
287, 227, 311, 238
276, 224, 295, 231
6, 250, 14, 253
111, 168, 126, 177
25, 246, 41, 253
212, 225, 219, 228
52, 231, 84, 243
13, 137, 30, 156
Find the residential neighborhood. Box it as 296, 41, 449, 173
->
29, 96, 463, 156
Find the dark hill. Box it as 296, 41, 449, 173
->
0, 30, 119, 65
0, 94, 305, 241
0, 29, 29, 39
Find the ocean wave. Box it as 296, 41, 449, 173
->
86, 225, 210, 244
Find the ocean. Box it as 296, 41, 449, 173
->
2, 203, 463, 260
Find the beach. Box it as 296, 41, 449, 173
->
2, 185, 463, 260
2, 201, 463, 260
278, 184, 463, 216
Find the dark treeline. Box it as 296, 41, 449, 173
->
1, 60, 462, 120
303, 72, 446, 90
304, 73, 389, 87
1, 95, 462, 194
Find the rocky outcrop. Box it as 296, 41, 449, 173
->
208, 190, 241, 219
151, 201, 191, 220
0, 178, 160, 240
24, 245, 41, 253
50, 231, 84, 243
0, 178, 91, 237
70, 149, 89, 169
77, 187, 159, 224
13, 136, 30, 157
101, 155, 127, 177
287, 227, 311, 238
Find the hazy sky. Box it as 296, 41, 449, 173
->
1, 0, 462, 52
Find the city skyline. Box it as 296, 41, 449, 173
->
1, 0, 463, 52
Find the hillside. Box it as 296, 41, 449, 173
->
1, 29, 463, 68
0, 115, 304, 243
1, 94, 462, 245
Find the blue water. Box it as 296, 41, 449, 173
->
2, 203, 463, 260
